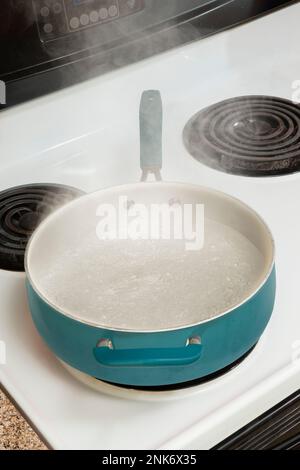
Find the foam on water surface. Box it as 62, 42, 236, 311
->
39, 219, 265, 330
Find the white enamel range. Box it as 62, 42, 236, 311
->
1, 2, 300, 449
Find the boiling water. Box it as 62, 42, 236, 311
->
39, 219, 265, 330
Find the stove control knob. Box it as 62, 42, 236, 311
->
70, 17, 80, 29
108, 5, 118, 17
80, 14, 89, 26
43, 23, 53, 33
40, 6, 50, 17
99, 7, 108, 20
127, 0, 136, 9
53, 2, 62, 14
90, 10, 99, 23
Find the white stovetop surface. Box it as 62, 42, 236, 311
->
1, 2, 300, 450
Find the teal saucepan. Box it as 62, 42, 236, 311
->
25, 91, 276, 387
25, 180, 276, 387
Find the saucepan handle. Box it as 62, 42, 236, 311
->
93, 341, 202, 367
140, 90, 163, 181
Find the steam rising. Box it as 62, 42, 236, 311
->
34, 218, 264, 330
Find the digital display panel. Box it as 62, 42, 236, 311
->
33, 0, 145, 41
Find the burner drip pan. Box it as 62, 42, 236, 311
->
183, 95, 300, 176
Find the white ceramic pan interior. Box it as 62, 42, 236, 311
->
25, 182, 275, 332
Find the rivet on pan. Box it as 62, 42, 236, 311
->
169, 198, 182, 206
186, 336, 201, 346
96, 339, 114, 350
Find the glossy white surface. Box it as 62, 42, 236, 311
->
1, 3, 300, 449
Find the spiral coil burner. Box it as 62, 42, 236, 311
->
0, 183, 83, 272
183, 95, 300, 176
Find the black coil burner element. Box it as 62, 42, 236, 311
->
183, 95, 300, 176
102, 343, 256, 392
0, 183, 84, 272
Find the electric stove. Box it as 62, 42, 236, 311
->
1, 2, 300, 450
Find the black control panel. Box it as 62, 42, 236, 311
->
33, 0, 145, 42
0, 0, 295, 107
